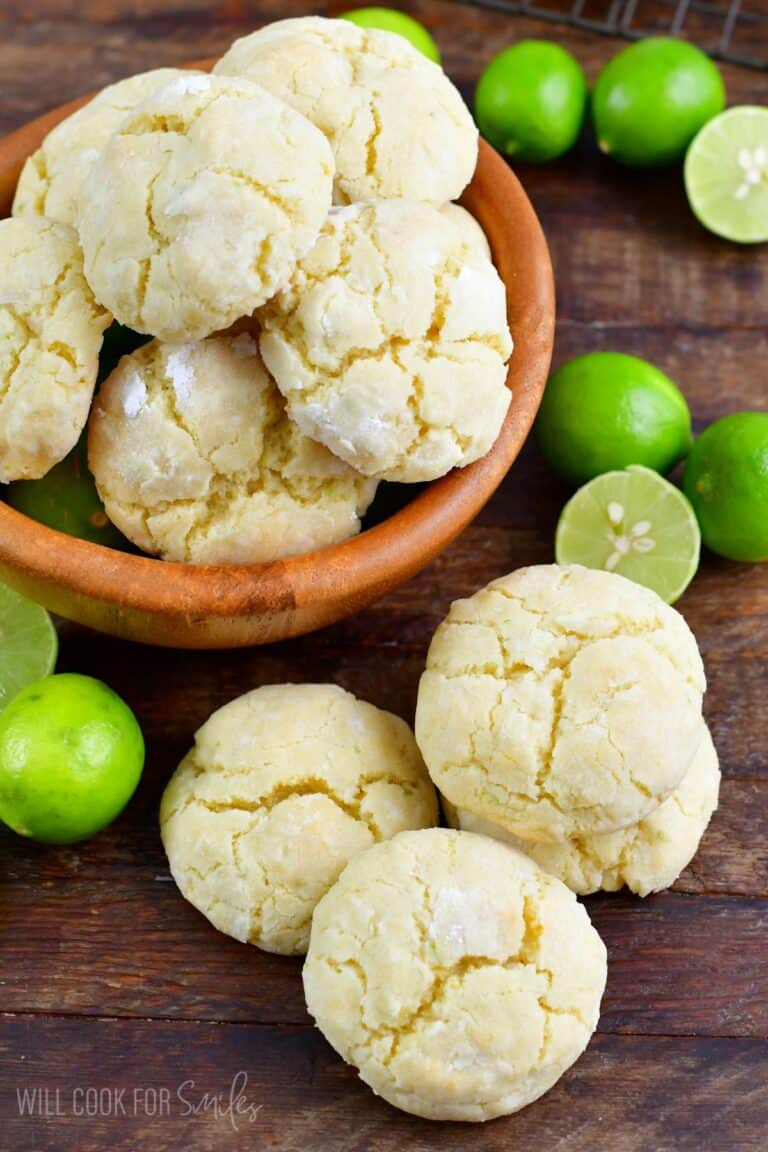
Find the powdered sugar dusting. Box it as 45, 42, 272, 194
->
162, 74, 212, 98
122, 371, 147, 418
165, 346, 195, 403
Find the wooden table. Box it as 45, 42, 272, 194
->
1, 3, 766, 1149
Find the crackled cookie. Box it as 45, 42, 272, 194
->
445, 724, 720, 896
259, 200, 512, 482
12, 68, 193, 228
160, 685, 438, 955
303, 828, 606, 1121
215, 16, 477, 204
415, 565, 706, 843
88, 334, 377, 564
0, 217, 110, 482
77, 74, 334, 341
440, 203, 492, 260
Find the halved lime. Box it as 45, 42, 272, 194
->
556, 466, 701, 603
685, 107, 768, 244
0, 584, 58, 711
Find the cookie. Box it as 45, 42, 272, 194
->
444, 724, 720, 896
259, 200, 512, 482
415, 564, 706, 843
12, 68, 193, 228
440, 203, 492, 259
0, 217, 110, 482
77, 74, 334, 341
87, 334, 377, 564
160, 685, 438, 955
303, 827, 606, 1121
215, 16, 477, 205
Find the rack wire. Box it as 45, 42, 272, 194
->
456, 0, 768, 70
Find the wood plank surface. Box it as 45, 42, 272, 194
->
0, 1, 767, 1149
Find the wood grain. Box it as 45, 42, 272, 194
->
0, 1022, 766, 1152
0, 1, 766, 1149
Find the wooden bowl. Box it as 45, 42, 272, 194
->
0, 77, 555, 649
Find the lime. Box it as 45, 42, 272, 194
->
592, 38, 725, 167
556, 466, 701, 603
0, 584, 57, 712
339, 8, 440, 63
7, 435, 127, 549
685, 107, 768, 244
474, 40, 587, 162
535, 352, 693, 485
683, 412, 768, 562
0, 673, 145, 844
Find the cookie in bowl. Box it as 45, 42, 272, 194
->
215, 16, 477, 205
77, 74, 334, 341
0, 216, 111, 483
88, 333, 377, 564
259, 199, 513, 483
12, 68, 196, 229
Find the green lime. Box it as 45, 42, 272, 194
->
685, 107, 768, 244
0, 584, 57, 712
474, 40, 587, 162
339, 8, 440, 63
0, 673, 145, 844
7, 435, 127, 549
592, 38, 725, 167
556, 466, 701, 603
683, 412, 768, 562
535, 352, 693, 485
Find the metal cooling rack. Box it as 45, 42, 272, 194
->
455, 0, 768, 70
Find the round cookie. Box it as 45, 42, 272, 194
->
12, 68, 193, 229
259, 200, 513, 482
0, 217, 110, 483
88, 334, 377, 564
303, 827, 607, 1121
440, 203, 492, 260
214, 16, 477, 205
415, 564, 706, 843
160, 684, 438, 955
444, 724, 720, 896
77, 74, 334, 341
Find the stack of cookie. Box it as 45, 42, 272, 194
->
1, 16, 513, 564
417, 563, 720, 897
157, 564, 718, 1121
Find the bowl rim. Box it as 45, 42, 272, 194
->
0, 69, 555, 621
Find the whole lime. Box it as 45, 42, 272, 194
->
592, 37, 725, 167
0, 673, 145, 844
7, 436, 127, 549
535, 352, 693, 485
339, 8, 440, 63
475, 40, 588, 162
683, 412, 768, 562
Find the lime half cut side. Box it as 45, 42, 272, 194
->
685, 107, 768, 244
556, 466, 701, 603
0, 583, 58, 711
